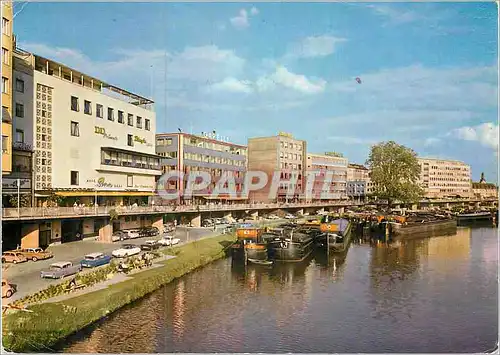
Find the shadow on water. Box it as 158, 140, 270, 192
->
57, 226, 498, 353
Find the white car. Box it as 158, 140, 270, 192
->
112, 244, 141, 258
122, 229, 140, 239
157, 236, 180, 246
284, 214, 296, 219
267, 215, 280, 220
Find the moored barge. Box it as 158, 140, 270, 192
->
267, 230, 314, 262
316, 217, 353, 253
231, 226, 269, 263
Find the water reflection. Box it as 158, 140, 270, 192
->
60, 227, 498, 353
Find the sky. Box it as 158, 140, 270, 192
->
13, 2, 499, 181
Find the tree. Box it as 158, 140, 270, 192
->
366, 141, 423, 206
46, 193, 64, 207
7, 194, 32, 208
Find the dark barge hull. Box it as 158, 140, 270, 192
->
268, 239, 314, 262
231, 245, 268, 261
392, 219, 457, 238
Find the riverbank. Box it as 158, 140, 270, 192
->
2, 234, 236, 352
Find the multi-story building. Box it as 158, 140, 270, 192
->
306, 152, 348, 201
2, 2, 13, 175
247, 132, 306, 202
156, 132, 247, 204
12, 50, 161, 207
346, 163, 374, 198
418, 157, 472, 199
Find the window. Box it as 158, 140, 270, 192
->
84, 100, 92, 115
15, 78, 24, 93
118, 110, 124, 123
128, 113, 133, 126
2, 18, 10, 36
71, 96, 79, 112
108, 107, 114, 121
2, 77, 8, 94
41, 134, 46, 141
145, 119, 150, 131
127, 134, 133, 147
136, 116, 142, 128
2, 106, 9, 122
127, 175, 133, 187
15, 103, 24, 118
70, 121, 80, 137
2, 135, 8, 153
2, 48, 8, 65
70, 171, 79, 186
96, 104, 103, 118
15, 129, 24, 143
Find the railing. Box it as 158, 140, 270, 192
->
1, 198, 496, 220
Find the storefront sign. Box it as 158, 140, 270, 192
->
86, 177, 122, 189
278, 132, 293, 138
94, 126, 118, 141
2, 178, 31, 189
134, 136, 147, 144
134, 183, 155, 189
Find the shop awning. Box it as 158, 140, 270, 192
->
54, 191, 155, 197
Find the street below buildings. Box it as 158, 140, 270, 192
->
2, 226, 225, 303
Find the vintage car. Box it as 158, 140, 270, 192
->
112, 231, 129, 242
112, 244, 141, 258
16, 247, 53, 262
80, 253, 112, 268
157, 236, 181, 246
140, 240, 160, 251
41, 261, 82, 279
1, 251, 28, 264
138, 226, 160, 238
2, 279, 17, 298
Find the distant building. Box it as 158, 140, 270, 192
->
156, 132, 247, 204
472, 173, 498, 200
346, 163, 374, 198
306, 153, 348, 201
2, 2, 13, 175
418, 157, 472, 199
247, 132, 306, 202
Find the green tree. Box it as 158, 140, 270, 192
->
7, 194, 32, 208
366, 141, 423, 206
46, 193, 64, 207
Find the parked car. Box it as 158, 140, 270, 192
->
157, 236, 173, 246
202, 219, 214, 227
163, 225, 175, 233
41, 262, 82, 279
2, 279, 16, 298
140, 240, 160, 251
1, 251, 28, 264
16, 247, 53, 262
112, 244, 141, 258
112, 231, 129, 242
284, 214, 296, 219
267, 215, 280, 220
165, 236, 181, 246
121, 229, 140, 239
80, 252, 112, 268
139, 226, 160, 237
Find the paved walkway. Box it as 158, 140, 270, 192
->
41, 255, 176, 304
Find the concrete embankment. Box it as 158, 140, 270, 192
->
2, 234, 236, 353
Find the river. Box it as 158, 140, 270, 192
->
59, 226, 498, 353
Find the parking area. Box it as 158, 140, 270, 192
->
2, 225, 228, 303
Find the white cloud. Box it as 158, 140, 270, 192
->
287, 35, 347, 58
230, 9, 249, 29
452, 122, 499, 150
209, 77, 253, 93
257, 66, 326, 94
366, 4, 421, 25
230, 7, 259, 29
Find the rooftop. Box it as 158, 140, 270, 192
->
157, 132, 247, 149
348, 163, 368, 170
28, 51, 154, 110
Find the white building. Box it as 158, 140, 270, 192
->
418, 157, 472, 199
12, 50, 161, 206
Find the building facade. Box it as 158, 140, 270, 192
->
12, 50, 161, 207
346, 163, 374, 198
156, 132, 247, 204
418, 157, 472, 199
306, 153, 348, 201
247, 132, 306, 202
472, 182, 498, 200
2, 2, 13, 175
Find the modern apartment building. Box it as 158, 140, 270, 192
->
418, 157, 472, 199
156, 132, 247, 204
346, 163, 374, 198
12, 49, 161, 207
306, 153, 348, 201
2, 2, 13, 175
247, 132, 306, 202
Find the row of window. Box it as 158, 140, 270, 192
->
183, 152, 245, 166
101, 150, 161, 171
280, 162, 302, 170
279, 141, 302, 151
70, 121, 145, 149
70, 96, 150, 131
280, 152, 302, 161
184, 137, 247, 156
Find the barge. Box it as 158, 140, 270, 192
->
316, 217, 353, 253
267, 230, 314, 262
231, 227, 269, 263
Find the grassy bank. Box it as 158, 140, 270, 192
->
2, 234, 235, 352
